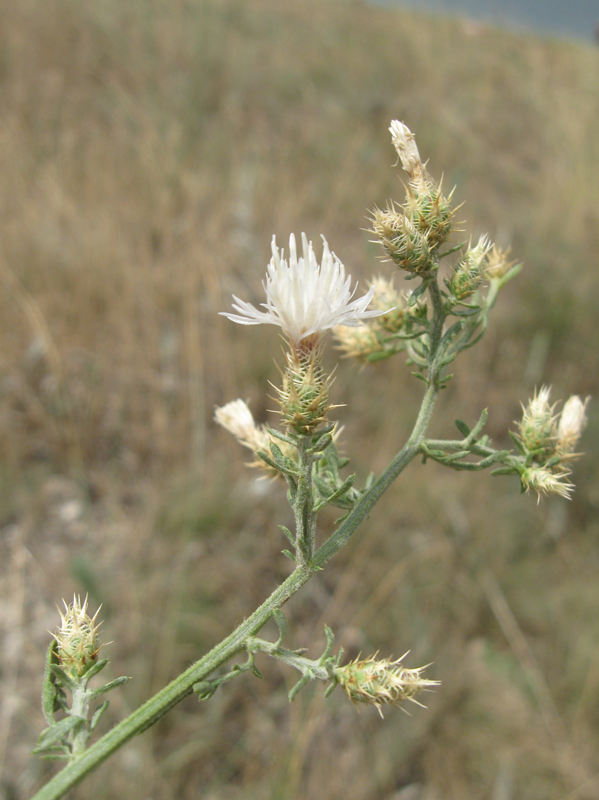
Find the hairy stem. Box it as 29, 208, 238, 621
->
30, 275, 448, 800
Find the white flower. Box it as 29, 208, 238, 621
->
221, 233, 384, 344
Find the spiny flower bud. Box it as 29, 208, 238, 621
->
521, 466, 574, 502
450, 235, 491, 301
278, 337, 331, 435
335, 653, 439, 717
557, 395, 589, 457
370, 206, 432, 274
53, 596, 102, 678
518, 386, 557, 456
406, 181, 457, 248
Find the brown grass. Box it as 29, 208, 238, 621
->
0, 0, 598, 798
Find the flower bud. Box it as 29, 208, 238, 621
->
406, 182, 456, 248
53, 596, 102, 678
278, 338, 331, 435
518, 386, 557, 456
370, 206, 432, 274
335, 653, 439, 717
450, 235, 491, 301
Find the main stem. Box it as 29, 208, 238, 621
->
31, 278, 446, 800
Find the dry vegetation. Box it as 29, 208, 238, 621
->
0, 0, 598, 798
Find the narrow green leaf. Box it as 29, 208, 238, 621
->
34, 716, 85, 752
278, 525, 295, 544
89, 676, 131, 700
89, 701, 109, 733
408, 280, 428, 306
454, 419, 471, 437
42, 641, 60, 726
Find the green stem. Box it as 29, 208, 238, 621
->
31, 276, 448, 800
30, 566, 311, 800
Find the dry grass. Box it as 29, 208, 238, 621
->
0, 0, 598, 798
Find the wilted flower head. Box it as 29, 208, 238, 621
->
53, 595, 102, 678
221, 233, 383, 345
214, 399, 270, 453
557, 395, 589, 455
389, 120, 428, 188
335, 653, 439, 717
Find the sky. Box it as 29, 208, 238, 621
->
372, 0, 599, 42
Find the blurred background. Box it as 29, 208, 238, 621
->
0, 1, 598, 798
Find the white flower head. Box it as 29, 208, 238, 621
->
221, 233, 384, 345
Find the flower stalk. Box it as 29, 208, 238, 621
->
31, 119, 588, 800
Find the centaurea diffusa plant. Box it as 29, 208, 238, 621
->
31, 121, 588, 800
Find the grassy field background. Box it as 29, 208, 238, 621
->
0, 1, 598, 798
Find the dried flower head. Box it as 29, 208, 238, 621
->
389, 120, 429, 189
214, 399, 270, 453
335, 653, 439, 717
221, 233, 382, 345
557, 395, 589, 456
53, 596, 102, 678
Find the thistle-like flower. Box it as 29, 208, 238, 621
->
221, 233, 382, 345
53, 596, 102, 679
335, 653, 439, 717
